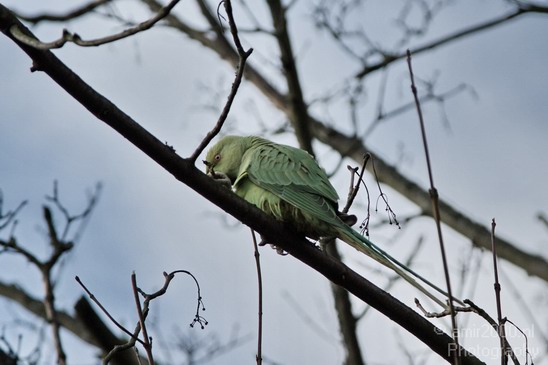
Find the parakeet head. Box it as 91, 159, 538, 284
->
204, 135, 249, 183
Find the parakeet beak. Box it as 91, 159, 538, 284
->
203, 160, 213, 175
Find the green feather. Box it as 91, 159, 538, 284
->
205, 135, 460, 307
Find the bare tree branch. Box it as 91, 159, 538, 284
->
0, 191, 27, 231
74, 297, 144, 365
0, 181, 101, 365
266, 0, 314, 154
10, 0, 180, 49
311, 121, 548, 282
264, 3, 367, 362
354, 3, 548, 79
407, 50, 460, 363
463, 300, 521, 365
0, 283, 148, 365
321, 238, 365, 365
189, 0, 253, 163
0, 282, 96, 346
0, 8, 484, 362
133, 0, 548, 282
364, 82, 472, 137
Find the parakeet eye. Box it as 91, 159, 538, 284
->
214, 154, 221, 161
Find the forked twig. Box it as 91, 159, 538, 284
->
131, 272, 154, 365
415, 298, 473, 318
0, 191, 27, 231
342, 154, 370, 214
76, 270, 207, 364
505, 319, 533, 365
345, 154, 400, 235
415, 297, 521, 364
371, 156, 400, 228
406, 49, 460, 364
0, 184, 101, 365
344, 158, 372, 236
10, 0, 181, 49
464, 300, 520, 365
45, 180, 102, 241
500, 266, 548, 361
75, 276, 143, 344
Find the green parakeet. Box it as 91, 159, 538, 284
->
205, 135, 454, 306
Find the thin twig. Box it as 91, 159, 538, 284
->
0, 191, 27, 231
415, 298, 473, 318
505, 319, 533, 365
500, 266, 548, 360
491, 219, 508, 365
103, 270, 206, 364
10, 0, 180, 49
347, 154, 401, 234
407, 49, 460, 365
132, 272, 154, 365
78, 270, 207, 364
45, 181, 102, 242
342, 154, 370, 214
16, 0, 112, 24
364, 83, 471, 138
344, 158, 372, 236
464, 300, 520, 365
355, 5, 548, 79
371, 157, 400, 228
75, 276, 143, 344
250, 230, 263, 365
189, 0, 253, 163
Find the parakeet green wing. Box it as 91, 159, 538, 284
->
236, 139, 345, 233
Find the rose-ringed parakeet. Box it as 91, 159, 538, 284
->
205, 135, 454, 306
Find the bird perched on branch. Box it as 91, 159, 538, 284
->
204, 135, 455, 307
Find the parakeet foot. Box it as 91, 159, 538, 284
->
258, 236, 288, 255
209, 171, 232, 188
337, 211, 357, 227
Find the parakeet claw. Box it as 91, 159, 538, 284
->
208, 171, 232, 188
275, 247, 288, 255
258, 237, 288, 255
337, 211, 358, 227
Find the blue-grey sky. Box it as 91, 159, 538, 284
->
1, 1, 547, 364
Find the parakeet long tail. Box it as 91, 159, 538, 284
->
337, 226, 463, 307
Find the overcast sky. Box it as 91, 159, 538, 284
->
1, 1, 547, 364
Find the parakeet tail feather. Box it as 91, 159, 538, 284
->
338, 227, 463, 307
